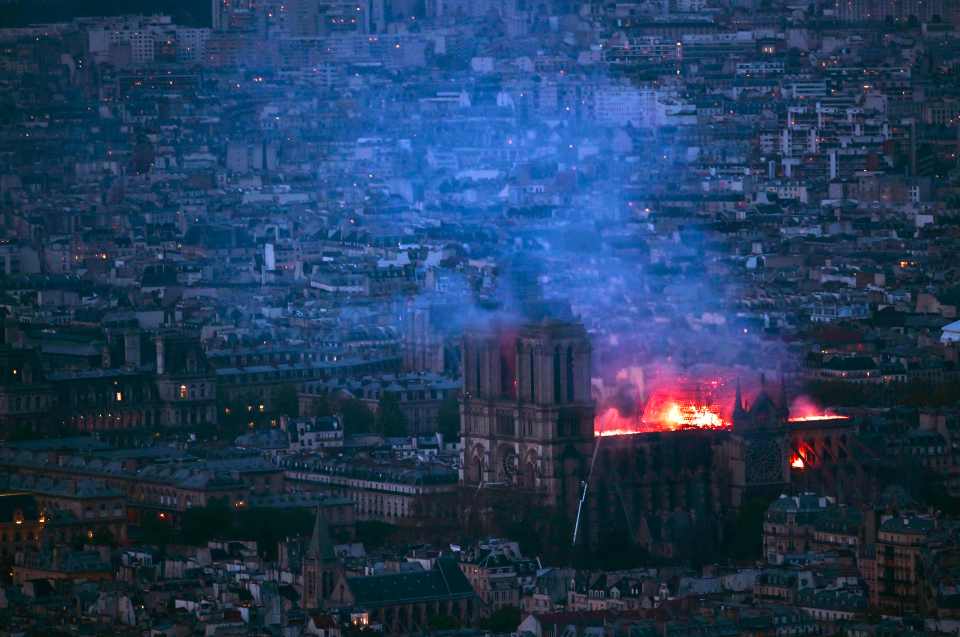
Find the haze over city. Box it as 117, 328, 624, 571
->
1, 0, 960, 635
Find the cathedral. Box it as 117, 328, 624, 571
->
459, 309, 796, 554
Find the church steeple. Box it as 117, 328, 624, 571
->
303, 506, 338, 610
746, 372, 780, 430
779, 373, 790, 420
733, 377, 747, 427
307, 505, 336, 563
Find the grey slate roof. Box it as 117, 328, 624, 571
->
347, 558, 476, 608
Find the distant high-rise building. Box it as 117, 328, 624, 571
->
278, 0, 370, 36
286, 0, 322, 36
212, 0, 259, 31
264, 243, 276, 272
212, 0, 223, 29
370, 0, 387, 32
834, 0, 947, 21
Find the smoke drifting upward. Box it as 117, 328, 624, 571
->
402, 58, 803, 404
526, 219, 798, 411
788, 395, 850, 422
435, 179, 804, 427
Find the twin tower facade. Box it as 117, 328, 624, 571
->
460, 318, 595, 513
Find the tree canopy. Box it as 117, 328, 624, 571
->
340, 398, 376, 435
270, 383, 300, 417
480, 606, 522, 633
437, 394, 461, 441
137, 501, 316, 560
376, 393, 408, 437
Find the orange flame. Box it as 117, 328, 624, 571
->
594, 370, 734, 437
595, 400, 729, 436
791, 455, 805, 469
598, 427, 647, 437
661, 401, 727, 429
788, 414, 850, 422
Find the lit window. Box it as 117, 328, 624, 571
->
115, 391, 123, 402
179, 385, 188, 399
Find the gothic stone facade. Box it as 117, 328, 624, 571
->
460, 319, 594, 512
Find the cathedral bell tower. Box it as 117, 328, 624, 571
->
460, 315, 595, 511
730, 374, 790, 498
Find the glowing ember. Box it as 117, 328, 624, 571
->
595, 398, 730, 436
592, 366, 850, 437
598, 427, 646, 437
662, 402, 727, 429
594, 370, 734, 436
640, 383, 730, 432
788, 414, 850, 422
